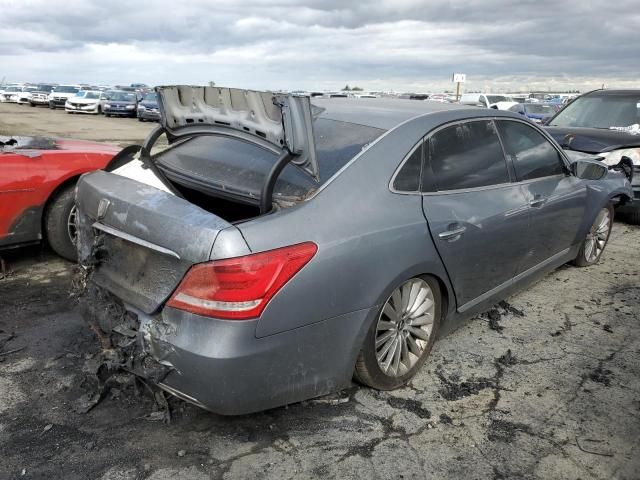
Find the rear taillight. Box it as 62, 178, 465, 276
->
166, 242, 317, 319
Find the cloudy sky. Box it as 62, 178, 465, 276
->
1, 0, 639, 93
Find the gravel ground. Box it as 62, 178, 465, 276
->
0, 103, 155, 147
1, 104, 639, 479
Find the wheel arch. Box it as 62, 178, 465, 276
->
41, 175, 81, 240
609, 192, 632, 207
363, 267, 453, 338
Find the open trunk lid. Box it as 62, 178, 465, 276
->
76, 170, 235, 314
157, 85, 321, 181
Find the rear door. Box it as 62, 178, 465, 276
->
495, 119, 586, 272
421, 119, 530, 311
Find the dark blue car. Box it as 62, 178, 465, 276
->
509, 103, 558, 124
137, 92, 160, 122
103, 90, 138, 117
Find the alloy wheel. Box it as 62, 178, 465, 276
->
67, 205, 78, 245
584, 208, 610, 263
375, 278, 436, 377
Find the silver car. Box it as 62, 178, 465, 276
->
75, 86, 634, 415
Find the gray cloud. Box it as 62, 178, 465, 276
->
1, 0, 638, 91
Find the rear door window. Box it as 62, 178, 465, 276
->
427, 120, 510, 191
496, 120, 565, 180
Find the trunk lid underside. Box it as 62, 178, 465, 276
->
76, 170, 234, 314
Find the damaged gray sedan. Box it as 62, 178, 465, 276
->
75, 86, 634, 415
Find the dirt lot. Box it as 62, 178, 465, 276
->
0, 103, 155, 147
1, 105, 640, 480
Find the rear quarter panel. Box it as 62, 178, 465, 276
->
0, 149, 115, 247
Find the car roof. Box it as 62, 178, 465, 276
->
583, 89, 640, 97
311, 97, 469, 130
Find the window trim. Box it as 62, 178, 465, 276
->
423, 118, 514, 194
494, 117, 571, 182
388, 115, 573, 197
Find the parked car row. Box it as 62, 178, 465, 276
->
1, 82, 158, 122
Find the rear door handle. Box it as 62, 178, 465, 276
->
529, 196, 547, 208
438, 226, 466, 240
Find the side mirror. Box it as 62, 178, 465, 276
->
570, 160, 607, 180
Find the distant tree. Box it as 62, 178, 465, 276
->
351, 86, 363, 91
342, 84, 351, 91
208, 81, 216, 87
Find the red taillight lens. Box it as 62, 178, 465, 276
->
166, 242, 317, 319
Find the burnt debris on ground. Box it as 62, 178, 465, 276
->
483, 300, 525, 333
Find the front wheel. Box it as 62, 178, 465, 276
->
573, 204, 613, 267
354, 276, 441, 390
45, 184, 78, 261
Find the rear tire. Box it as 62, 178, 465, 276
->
29, 102, 36, 107
573, 204, 613, 267
45, 184, 78, 262
354, 275, 441, 390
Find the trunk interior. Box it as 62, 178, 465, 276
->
170, 181, 262, 224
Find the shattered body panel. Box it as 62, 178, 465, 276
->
76, 99, 633, 415
0, 137, 119, 249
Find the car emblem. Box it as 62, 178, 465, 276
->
97, 198, 111, 220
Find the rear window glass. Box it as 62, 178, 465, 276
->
428, 120, 509, 191
313, 118, 385, 182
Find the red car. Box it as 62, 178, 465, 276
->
1, 136, 119, 260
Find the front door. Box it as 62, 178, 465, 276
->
495, 119, 587, 272
421, 119, 530, 310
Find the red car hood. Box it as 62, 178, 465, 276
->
54, 138, 121, 153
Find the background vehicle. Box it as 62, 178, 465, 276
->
75, 87, 632, 415
459, 93, 514, 108
102, 90, 138, 117
65, 90, 105, 114
48, 85, 80, 109
137, 92, 160, 121
16, 85, 38, 104
0, 136, 118, 260
29, 84, 56, 106
546, 89, 640, 223
1, 85, 22, 102
509, 103, 558, 123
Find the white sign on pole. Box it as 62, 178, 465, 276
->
452, 73, 466, 83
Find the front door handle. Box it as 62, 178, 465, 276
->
529, 196, 547, 208
439, 225, 467, 240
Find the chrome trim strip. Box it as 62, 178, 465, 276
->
92, 221, 181, 259
457, 247, 571, 313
